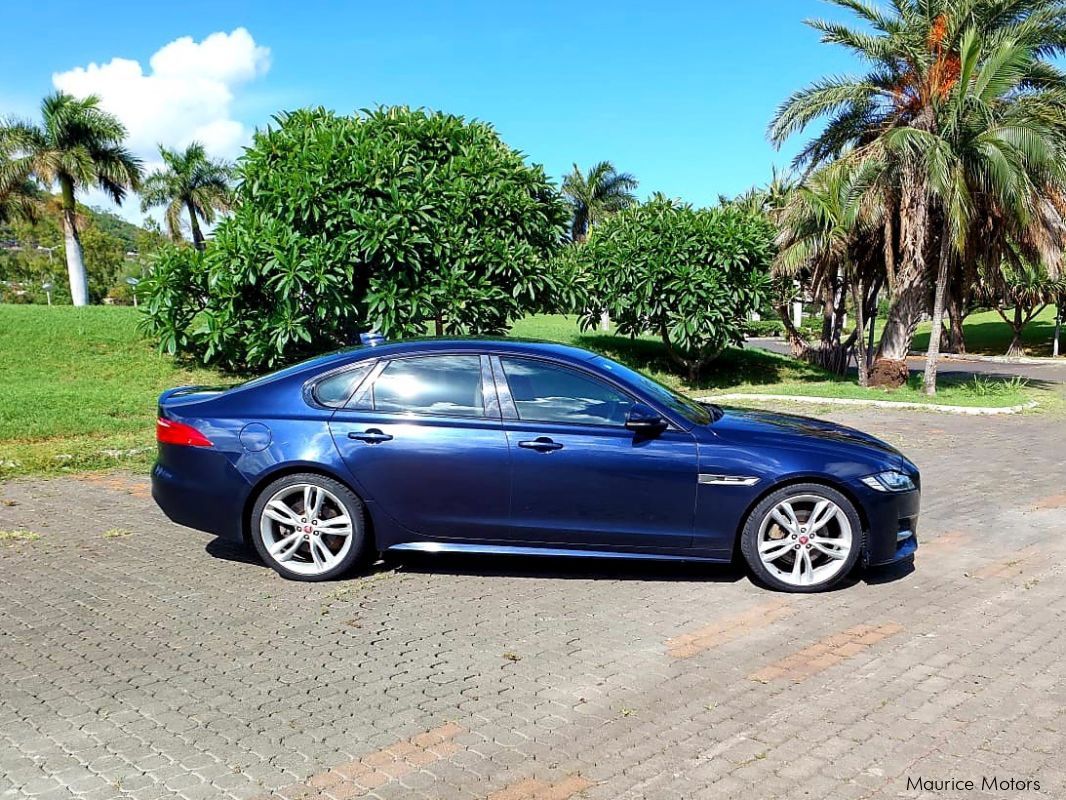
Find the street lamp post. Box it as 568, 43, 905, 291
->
126, 277, 140, 308
42, 282, 54, 306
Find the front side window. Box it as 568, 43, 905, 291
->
371, 355, 484, 418
500, 357, 633, 426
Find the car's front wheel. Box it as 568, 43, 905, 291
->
251, 473, 368, 581
740, 483, 863, 593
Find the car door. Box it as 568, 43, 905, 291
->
329, 353, 511, 541
493, 355, 698, 550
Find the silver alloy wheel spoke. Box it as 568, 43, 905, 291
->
810, 537, 847, 560
770, 504, 800, 535
807, 500, 837, 534
264, 500, 302, 527
310, 538, 327, 569
274, 535, 304, 562
791, 547, 812, 584
757, 494, 852, 588
759, 539, 794, 562
316, 515, 353, 536
304, 485, 324, 520
269, 531, 301, 556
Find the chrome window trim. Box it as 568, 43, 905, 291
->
493, 354, 672, 431
344, 353, 492, 420
304, 359, 377, 409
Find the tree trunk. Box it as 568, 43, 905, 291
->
851, 277, 869, 387
1054, 298, 1062, 357
922, 221, 953, 395
187, 202, 205, 250
434, 315, 444, 336
1006, 319, 1024, 359
60, 177, 89, 306
946, 277, 966, 353
883, 212, 897, 291
776, 301, 808, 357
876, 172, 930, 382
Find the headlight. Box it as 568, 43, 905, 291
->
861, 470, 916, 492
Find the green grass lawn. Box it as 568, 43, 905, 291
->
0, 305, 234, 478
911, 306, 1061, 357
0, 305, 1049, 479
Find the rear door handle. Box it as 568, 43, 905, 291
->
517, 437, 563, 453
348, 429, 393, 444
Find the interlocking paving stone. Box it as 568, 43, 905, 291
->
2, 405, 1066, 798
666, 599, 794, 659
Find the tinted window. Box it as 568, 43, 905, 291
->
314, 363, 373, 407
592, 356, 712, 426
373, 355, 484, 418
500, 358, 633, 426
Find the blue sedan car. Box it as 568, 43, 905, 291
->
152, 339, 920, 592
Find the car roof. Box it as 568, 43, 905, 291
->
352, 338, 599, 364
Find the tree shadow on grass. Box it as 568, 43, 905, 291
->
574, 333, 836, 391
913, 318, 1058, 358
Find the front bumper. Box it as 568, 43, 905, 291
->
859, 485, 921, 567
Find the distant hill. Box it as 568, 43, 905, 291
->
85, 206, 146, 252
0, 195, 158, 254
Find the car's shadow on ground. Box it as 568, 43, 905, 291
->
388, 551, 747, 584
205, 539, 915, 590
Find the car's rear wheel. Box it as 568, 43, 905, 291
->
251, 473, 368, 581
740, 483, 863, 593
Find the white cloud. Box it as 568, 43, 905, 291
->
53, 28, 270, 161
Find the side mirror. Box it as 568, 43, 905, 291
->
625, 403, 666, 432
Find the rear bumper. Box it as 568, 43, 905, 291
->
860, 487, 921, 567
151, 446, 248, 541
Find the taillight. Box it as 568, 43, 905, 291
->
157, 417, 213, 447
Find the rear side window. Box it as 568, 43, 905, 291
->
500, 357, 633, 426
313, 363, 373, 408
371, 355, 484, 418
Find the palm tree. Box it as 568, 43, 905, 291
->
774, 159, 885, 385
0, 161, 41, 224
562, 161, 638, 242
140, 142, 232, 250
904, 32, 1066, 392
770, 0, 1066, 385
0, 92, 141, 306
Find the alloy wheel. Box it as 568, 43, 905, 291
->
259, 483, 354, 577
756, 494, 853, 588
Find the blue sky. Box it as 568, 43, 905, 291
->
1, 1, 859, 217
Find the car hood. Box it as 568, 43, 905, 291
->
709, 407, 906, 466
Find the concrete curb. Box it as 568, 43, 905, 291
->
699, 392, 1040, 416
907, 351, 1064, 366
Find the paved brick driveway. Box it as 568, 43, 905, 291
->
2, 407, 1064, 800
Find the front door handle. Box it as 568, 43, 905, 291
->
517, 437, 563, 453
348, 429, 393, 444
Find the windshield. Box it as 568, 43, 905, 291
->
591, 356, 714, 426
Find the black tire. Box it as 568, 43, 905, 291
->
739, 482, 864, 593
251, 472, 369, 582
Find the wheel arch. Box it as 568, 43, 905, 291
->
730, 474, 869, 558
241, 463, 377, 551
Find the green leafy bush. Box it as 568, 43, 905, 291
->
138, 244, 207, 355
573, 196, 775, 378
141, 106, 569, 370
747, 319, 784, 337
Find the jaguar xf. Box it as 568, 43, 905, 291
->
152, 339, 920, 592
